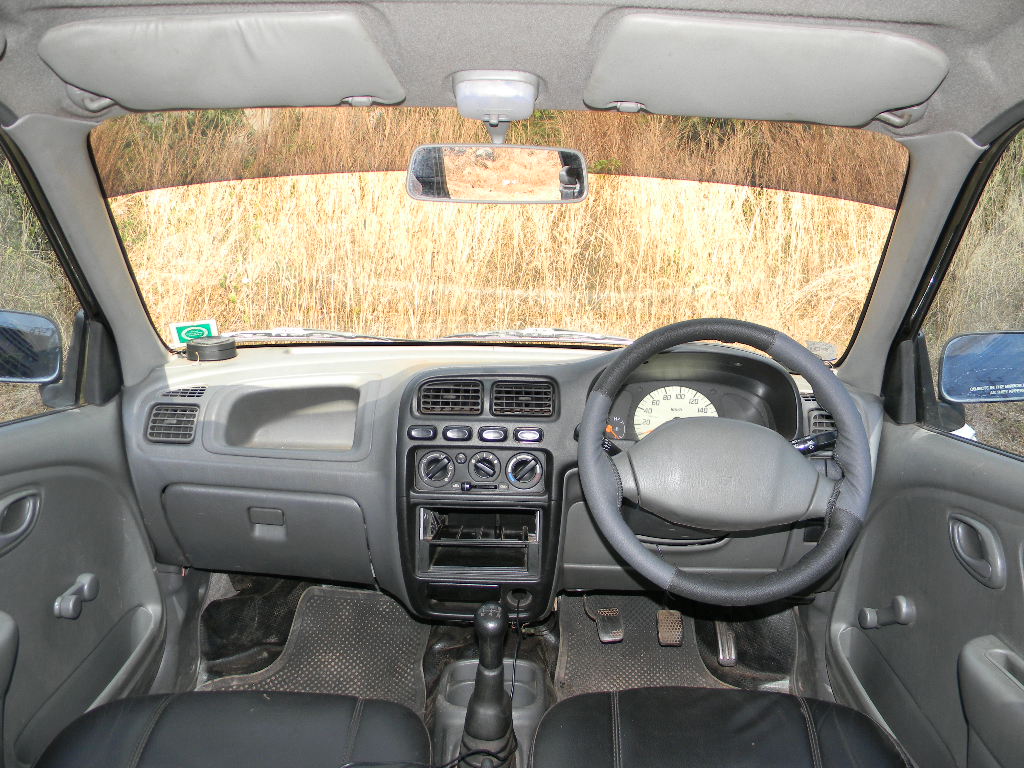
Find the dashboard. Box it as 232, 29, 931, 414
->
121, 341, 877, 623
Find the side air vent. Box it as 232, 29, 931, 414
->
161, 386, 207, 398
146, 404, 200, 444
418, 379, 483, 415
492, 380, 555, 417
809, 409, 836, 435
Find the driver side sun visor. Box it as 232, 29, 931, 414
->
37, 11, 405, 111
583, 13, 949, 126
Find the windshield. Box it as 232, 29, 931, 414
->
90, 107, 908, 351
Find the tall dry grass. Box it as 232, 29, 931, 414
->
922, 134, 1024, 452
91, 106, 907, 352
0, 160, 79, 422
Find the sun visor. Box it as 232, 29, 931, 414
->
38, 11, 404, 111
584, 14, 948, 126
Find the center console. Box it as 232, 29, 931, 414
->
398, 375, 563, 621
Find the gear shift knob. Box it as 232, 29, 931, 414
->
475, 601, 507, 670
462, 601, 516, 766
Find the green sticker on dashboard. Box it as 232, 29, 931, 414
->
169, 320, 218, 345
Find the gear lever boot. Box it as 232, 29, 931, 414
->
461, 602, 516, 767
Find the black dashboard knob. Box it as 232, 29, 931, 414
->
506, 453, 542, 489
419, 451, 454, 487
469, 451, 500, 481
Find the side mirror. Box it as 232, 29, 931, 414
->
0, 310, 62, 385
940, 332, 1024, 403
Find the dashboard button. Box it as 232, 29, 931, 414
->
479, 427, 508, 442
513, 428, 543, 443
443, 426, 473, 441
407, 425, 437, 440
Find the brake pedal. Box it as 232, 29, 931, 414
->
656, 609, 683, 647
583, 596, 624, 643
715, 621, 737, 667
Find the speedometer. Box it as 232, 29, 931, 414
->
633, 385, 718, 438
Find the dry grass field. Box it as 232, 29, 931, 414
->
92, 107, 908, 351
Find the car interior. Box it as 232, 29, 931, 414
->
2, 1, 1024, 767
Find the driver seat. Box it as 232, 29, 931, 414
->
530, 687, 911, 767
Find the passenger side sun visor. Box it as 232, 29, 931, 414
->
583, 14, 949, 126
37, 11, 404, 111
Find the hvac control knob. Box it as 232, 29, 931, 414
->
506, 453, 542, 489
419, 451, 455, 487
469, 451, 500, 482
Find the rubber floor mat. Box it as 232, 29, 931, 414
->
201, 576, 311, 679
202, 586, 431, 714
554, 594, 728, 700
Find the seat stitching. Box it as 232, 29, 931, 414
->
796, 695, 823, 768
875, 719, 914, 768
126, 694, 176, 768
341, 697, 365, 764
610, 691, 622, 768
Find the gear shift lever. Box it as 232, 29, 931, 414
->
461, 602, 516, 767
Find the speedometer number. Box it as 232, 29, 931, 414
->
632, 385, 718, 438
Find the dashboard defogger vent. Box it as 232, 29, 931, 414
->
146, 404, 199, 444
491, 380, 555, 417
418, 379, 483, 415
161, 385, 207, 398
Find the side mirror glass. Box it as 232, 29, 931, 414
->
940, 332, 1024, 403
407, 144, 587, 203
0, 310, 63, 384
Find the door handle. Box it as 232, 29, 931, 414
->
0, 491, 39, 557
949, 514, 1006, 589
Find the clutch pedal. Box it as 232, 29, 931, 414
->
583, 596, 624, 643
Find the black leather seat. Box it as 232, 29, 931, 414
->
530, 687, 911, 767
36, 691, 429, 768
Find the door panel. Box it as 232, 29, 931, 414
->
0, 401, 162, 768
830, 421, 1024, 768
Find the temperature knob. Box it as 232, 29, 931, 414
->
418, 451, 454, 487
506, 453, 542, 489
469, 451, 500, 482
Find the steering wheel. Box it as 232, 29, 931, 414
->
577, 319, 872, 606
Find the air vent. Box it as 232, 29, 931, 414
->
146, 404, 199, 444
800, 392, 817, 403
418, 379, 483, 415
492, 380, 555, 417
809, 409, 836, 435
161, 386, 207, 398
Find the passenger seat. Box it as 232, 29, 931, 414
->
35, 690, 429, 768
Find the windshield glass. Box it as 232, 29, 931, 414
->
90, 107, 908, 350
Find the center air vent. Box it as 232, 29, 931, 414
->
146, 404, 199, 444
492, 380, 555, 417
418, 379, 483, 415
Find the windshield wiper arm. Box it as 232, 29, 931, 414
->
438, 327, 632, 344
223, 327, 411, 342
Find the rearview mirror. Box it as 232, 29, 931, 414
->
940, 332, 1024, 403
0, 310, 63, 384
407, 144, 587, 203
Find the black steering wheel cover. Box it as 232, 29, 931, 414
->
579, 318, 871, 606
